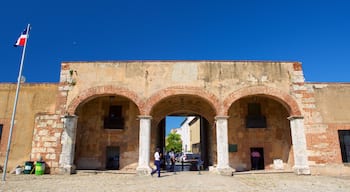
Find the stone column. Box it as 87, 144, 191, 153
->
136, 115, 152, 175
288, 116, 310, 175
215, 116, 234, 175
59, 115, 78, 174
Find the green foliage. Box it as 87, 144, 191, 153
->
165, 132, 182, 153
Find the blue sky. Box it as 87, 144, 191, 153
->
1, 0, 350, 132
166, 116, 185, 135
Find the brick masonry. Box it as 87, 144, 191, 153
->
31, 114, 63, 173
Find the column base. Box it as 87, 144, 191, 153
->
59, 164, 76, 175
136, 166, 152, 176
209, 166, 235, 176
293, 166, 311, 175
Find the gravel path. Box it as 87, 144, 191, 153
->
1, 171, 349, 192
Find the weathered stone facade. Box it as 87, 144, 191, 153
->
1, 61, 349, 176
0, 83, 58, 170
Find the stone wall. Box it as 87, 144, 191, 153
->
60, 61, 299, 115
0, 83, 58, 170
304, 83, 350, 174
31, 114, 63, 173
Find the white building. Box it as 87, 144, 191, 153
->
179, 116, 196, 152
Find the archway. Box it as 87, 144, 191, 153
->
223, 86, 301, 116
227, 95, 293, 171
149, 94, 216, 171
73, 95, 140, 170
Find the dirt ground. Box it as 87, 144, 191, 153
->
1, 171, 350, 192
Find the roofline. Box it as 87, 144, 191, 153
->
61, 60, 301, 64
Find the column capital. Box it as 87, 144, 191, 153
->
138, 115, 152, 120
288, 116, 304, 120
215, 115, 229, 120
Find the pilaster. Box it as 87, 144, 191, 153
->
288, 116, 310, 175
59, 115, 78, 174
136, 115, 152, 175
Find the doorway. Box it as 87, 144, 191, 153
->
338, 130, 350, 163
163, 115, 210, 171
106, 146, 120, 170
250, 147, 264, 170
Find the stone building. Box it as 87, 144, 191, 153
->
188, 117, 201, 154
0, 61, 349, 175
177, 116, 202, 154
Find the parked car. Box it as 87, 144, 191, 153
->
178, 152, 200, 162
175, 153, 183, 162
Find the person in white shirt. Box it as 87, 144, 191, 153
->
151, 147, 161, 177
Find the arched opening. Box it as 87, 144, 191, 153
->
227, 95, 293, 172
73, 95, 140, 170
150, 94, 216, 172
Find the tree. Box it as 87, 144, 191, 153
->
165, 132, 182, 153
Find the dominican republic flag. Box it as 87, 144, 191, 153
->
14, 27, 29, 47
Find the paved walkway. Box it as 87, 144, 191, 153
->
1, 171, 350, 192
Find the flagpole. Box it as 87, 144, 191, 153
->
2, 24, 31, 181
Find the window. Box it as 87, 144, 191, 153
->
0, 124, 3, 139
104, 105, 124, 129
338, 130, 350, 163
246, 103, 266, 128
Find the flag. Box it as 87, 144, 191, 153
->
14, 27, 29, 47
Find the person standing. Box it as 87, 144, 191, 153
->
251, 150, 261, 170
168, 149, 176, 172
151, 147, 161, 177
